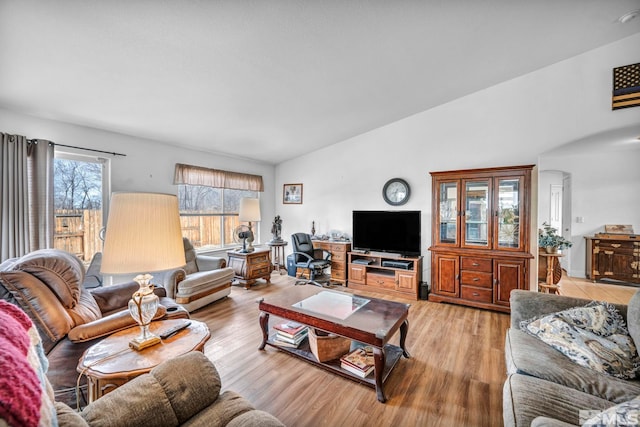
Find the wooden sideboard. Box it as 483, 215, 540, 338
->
348, 251, 422, 300
585, 236, 640, 284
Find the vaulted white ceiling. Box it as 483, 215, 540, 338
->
1, 1, 639, 164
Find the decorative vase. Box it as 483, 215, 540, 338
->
311, 221, 316, 236
544, 246, 558, 254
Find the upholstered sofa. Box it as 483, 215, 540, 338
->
0, 299, 284, 427
504, 289, 640, 426
0, 249, 189, 406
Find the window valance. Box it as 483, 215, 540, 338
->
173, 163, 264, 192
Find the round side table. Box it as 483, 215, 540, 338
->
267, 240, 288, 274
77, 319, 210, 403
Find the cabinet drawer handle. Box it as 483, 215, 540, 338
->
473, 277, 479, 281
472, 263, 479, 266
611, 244, 621, 248
472, 292, 480, 296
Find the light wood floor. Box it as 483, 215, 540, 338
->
556, 274, 637, 304
190, 273, 639, 427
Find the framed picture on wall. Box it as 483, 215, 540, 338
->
283, 183, 303, 204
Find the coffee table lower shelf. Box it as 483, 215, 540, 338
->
264, 337, 404, 390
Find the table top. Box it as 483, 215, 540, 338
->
267, 240, 288, 247
227, 247, 271, 255
77, 319, 210, 379
258, 287, 409, 347
539, 252, 564, 258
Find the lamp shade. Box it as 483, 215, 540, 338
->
100, 192, 186, 274
238, 198, 261, 222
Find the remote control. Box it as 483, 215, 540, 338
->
159, 321, 191, 339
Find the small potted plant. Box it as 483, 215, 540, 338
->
538, 222, 572, 253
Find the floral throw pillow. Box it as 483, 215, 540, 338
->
521, 301, 640, 379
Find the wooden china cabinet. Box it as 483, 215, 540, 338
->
428, 165, 534, 313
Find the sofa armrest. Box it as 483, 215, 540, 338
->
196, 255, 226, 271
68, 306, 167, 342
81, 352, 222, 425
89, 280, 168, 313
531, 417, 578, 427
510, 290, 594, 328
149, 269, 186, 299
89, 281, 140, 313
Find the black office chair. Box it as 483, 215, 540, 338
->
291, 233, 331, 287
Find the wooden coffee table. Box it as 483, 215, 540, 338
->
258, 288, 410, 402
77, 319, 210, 402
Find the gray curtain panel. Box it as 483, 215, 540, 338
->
0, 133, 54, 261
27, 139, 55, 252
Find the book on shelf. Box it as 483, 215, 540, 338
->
270, 333, 307, 348
271, 332, 307, 348
340, 346, 374, 378
273, 321, 308, 339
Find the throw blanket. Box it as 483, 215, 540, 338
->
0, 300, 57, 427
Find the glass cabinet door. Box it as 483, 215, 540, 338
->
437, 181, 459, 245
462, 179, 490, 248
495, 177, 523, 250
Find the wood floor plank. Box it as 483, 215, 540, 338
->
191, 273, 510, 426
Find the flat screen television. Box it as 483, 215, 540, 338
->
352, 210, 421, 257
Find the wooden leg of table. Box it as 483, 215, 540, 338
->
373, 346, 387, 403
399, 319, 411, 359
546, 258, 554, 286
258, 312, 269, 350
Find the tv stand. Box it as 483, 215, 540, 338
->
348, 252, 422, 300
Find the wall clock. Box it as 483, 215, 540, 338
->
382, 178, 410, 206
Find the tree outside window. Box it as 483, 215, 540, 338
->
178, 185, 258, 250
53, 154, 107, 262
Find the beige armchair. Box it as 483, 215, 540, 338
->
152, 238, 235, 312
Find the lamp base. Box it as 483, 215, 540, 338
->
129, 335, 161, 351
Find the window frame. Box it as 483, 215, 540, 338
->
177, 184, 259, 251
53, 150, 111, 261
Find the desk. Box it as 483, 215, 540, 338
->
77, 320, 210, 403
538, 253, 563, 294
311, 240, 351, 285
267, 241, 288, 274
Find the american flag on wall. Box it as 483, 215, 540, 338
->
612, 62, 640, 110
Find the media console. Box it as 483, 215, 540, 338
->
348, 252, 422, 300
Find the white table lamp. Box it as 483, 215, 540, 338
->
239, 198, 261, 252
100, 192, 186, 350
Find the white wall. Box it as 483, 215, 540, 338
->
276, 33, 640, 282
540, 144, 640, 278
0, 108, 277, 251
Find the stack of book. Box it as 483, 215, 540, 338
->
340, 346, 375, 378
272, 321, 308, 348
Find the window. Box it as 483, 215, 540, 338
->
174, 163, 264, 251
53, 152, 109, 262
178, 185, 258, 250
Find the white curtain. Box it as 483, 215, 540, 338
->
0, 133, 54, 261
